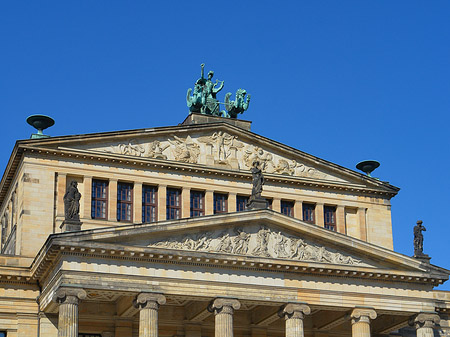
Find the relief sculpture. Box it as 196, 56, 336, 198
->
198, 131, 244, 165
167, 135, 200, 164
150, 226, 363, 266
102, 134, 334, 181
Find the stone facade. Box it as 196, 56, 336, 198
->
0, 114, 448, 337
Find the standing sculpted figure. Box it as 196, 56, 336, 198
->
251, 161, 264, 199
413, 220, 426, 256
64, 181, 81, 221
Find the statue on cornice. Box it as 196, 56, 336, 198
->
64, 181, 81, 221
186, 63, 250, 118
413, 220, 426, 257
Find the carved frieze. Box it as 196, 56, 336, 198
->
98, 131, 340, 181
147, 225, 364, 266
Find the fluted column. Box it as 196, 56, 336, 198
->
350, 307, 376, 337
133, 293, 166, 337
278, 303, 310, 337
208, 298, 241, 337
410, 312, 440, 337
53, 287, 87, 337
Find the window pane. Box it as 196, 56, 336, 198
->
236, 196, 248, 212
167, 188, 181, 220
281, 201, 294, 217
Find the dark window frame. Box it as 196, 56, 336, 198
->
91, 179, 108, 219
324, 205, 337, 231
117, 182, 133, 222
142, 185, 158, 223
302, 203, 315, 224
166, 188, 181, 220
281, 200, 294, 217
214, 193, 228, 214
190, 190, 205, 217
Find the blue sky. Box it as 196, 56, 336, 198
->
1, 2, 449, 288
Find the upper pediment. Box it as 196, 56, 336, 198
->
18, 121, 398, 193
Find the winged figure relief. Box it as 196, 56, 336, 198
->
168, 135, 200, 164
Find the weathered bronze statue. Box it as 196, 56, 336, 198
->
224, 89, 251, 118
186, 64, 250, 118
413, 220, 426, 256
64, 181, 81, 221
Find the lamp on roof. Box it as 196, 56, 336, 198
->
356, 160, 380, 177
26, 115, 55, 139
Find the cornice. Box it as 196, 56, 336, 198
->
19, 145, 398, 198
30, 240, 446, 287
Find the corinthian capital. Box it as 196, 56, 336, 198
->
208, 298, 241, 315
410, 312, 440, 329
133, 292, 166, 310
279, 303, 311, 320
350, 307, 377, 325
53, 287, 87, 305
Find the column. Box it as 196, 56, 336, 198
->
350, 307, 376, 337
336, 205, 346, 234
357, 207, 367, 240
133, 292, 166, 337
134, 182, 143, 224
182, 187, 191, 218
279, 303, 310, 337
208, 298, 241, 337
205, 190, 214, 215
108, 179, 118, 220
316, 203, 324, 227
82, 176, 92, 219
53, 287, 87, 337
158, 185, 167, 221
228, 193, 237, 212
411, 312, 440, 337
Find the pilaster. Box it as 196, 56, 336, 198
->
108, 179, 118, 220
134, 182, 143, 223
82, 176, 92, 219
205, 190, 214, 215
316, 203, 324, 227
182, 187, 191, 218
158, 185, 167, 221
358, 207, 367, 240
336, 205, 346, 234
272, 198, 281, 213
228, 193, 237, 212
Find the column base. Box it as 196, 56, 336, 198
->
413, 253, 431, 263
246, 197, 268, 210
60, 220, 82, 232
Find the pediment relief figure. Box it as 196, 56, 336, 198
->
148, 225, 366, 266
80, 131, 346, 182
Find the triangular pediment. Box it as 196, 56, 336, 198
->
18, 121, 398, 193
50, 210, 443, 277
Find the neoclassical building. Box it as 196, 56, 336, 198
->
0, 113, 449, 337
